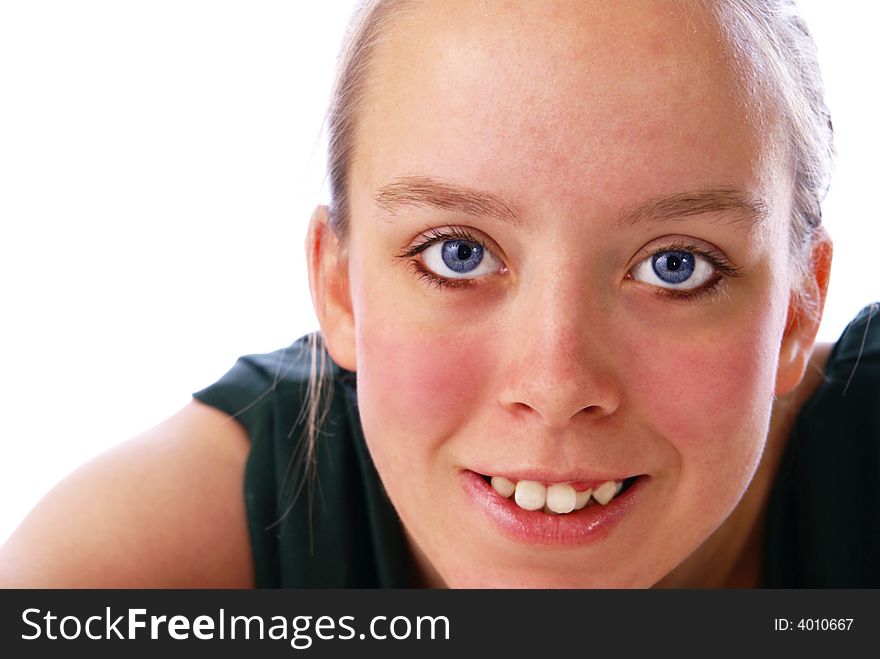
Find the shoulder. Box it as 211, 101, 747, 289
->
781, 302, 880, 413
192, 333, 354, 432
821, 302, 880, 384
800, 302, 880, 419
794, 302, 880, 454
198, 338, 408, 587
764, 303, 880, 586
0, 399, 254, 587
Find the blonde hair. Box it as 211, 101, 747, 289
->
284, 0, 411, 521
707, 0, 834, 316
297, 0, 834, 499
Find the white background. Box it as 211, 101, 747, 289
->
1, 1, 877, 545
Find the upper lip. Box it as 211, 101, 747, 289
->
469, 468, 640, 485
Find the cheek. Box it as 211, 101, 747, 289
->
354, 313, 491, 465
623, 305, 781, 479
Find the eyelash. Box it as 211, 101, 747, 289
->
396, 228, 743, 300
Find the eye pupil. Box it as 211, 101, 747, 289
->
457, 243, 472, 260
666, 254, 682, 271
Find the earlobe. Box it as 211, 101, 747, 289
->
305, 205, 357, 371
774, 229, 833, 397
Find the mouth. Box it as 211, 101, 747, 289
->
461, 470, 647, 545
478, 473, 640, 514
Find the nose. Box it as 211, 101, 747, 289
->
497, 281, 622, 429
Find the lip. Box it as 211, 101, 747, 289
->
460, 469, 646, 546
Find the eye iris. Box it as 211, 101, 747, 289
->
652, 251, 695, 284
441, 240, 483, 273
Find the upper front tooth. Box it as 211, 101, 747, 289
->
546, 483, 576, 514
490, 475, 516, 498
514, 480, 546, 511
592, 480, 620, 505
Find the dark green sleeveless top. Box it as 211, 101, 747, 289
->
193, 303, 879, 588
194, 340, 411, 587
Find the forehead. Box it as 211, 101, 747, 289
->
353, 0, 785, 222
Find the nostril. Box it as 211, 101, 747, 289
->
498, 346, 623, 426
503, 398, 617, 431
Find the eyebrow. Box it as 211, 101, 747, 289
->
374, 176, 519, 225
615, 187, 768, 231
374, 175, 766, 230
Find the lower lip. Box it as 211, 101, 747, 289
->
460, 470, 646, 546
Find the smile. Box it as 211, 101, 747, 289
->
483, 475, 638, 514
462, 471, 646, 545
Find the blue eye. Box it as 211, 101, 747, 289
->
631, 248, 715, 291
653, 251, 695, 284
442, 240, 484, 273
422, 238, 501, 280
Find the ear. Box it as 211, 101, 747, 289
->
305, 205, 357, 371
775, 227, 833, 397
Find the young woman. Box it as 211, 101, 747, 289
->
2, 0, 877, 588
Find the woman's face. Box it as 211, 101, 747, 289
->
344, 0, 795, 587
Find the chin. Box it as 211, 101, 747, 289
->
438, 564, 656, 589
